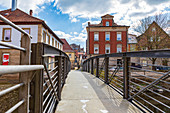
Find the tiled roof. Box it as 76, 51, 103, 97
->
0, 8, 64, 44
0, 8, 42, 23
61, 39, 75, 52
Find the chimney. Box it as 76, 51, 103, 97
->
11, 0, 17, 11
29, 10, 33, 16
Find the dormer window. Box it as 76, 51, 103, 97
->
106, 21, 109, 26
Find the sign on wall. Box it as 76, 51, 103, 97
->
2, 53, 9, 65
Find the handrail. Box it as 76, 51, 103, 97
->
0, 41, 26, 51
0, 14, 32, 38
83, 50, 170, 113
0, 65, 44, 75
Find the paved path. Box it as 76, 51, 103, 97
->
56, 70, 142, 113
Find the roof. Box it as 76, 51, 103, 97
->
138, 21, 170, 39
101, 14, 114, 18
0, 8, 63, 44
61, 39, 75, 52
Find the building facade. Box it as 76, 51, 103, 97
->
61, 39, 75, 69
127, 34, 137, 52
0, 8, 63, 66
86, 14, 129, 57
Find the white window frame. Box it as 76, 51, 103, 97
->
105, 32, 110, 41
105, 44, 110, 54
117, 44, 122, 53
94, 44, 99, 54
117, 32, 122, 41
94, 33, 99, 41
106, 21, 109, 26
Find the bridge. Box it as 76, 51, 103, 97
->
0, 13, 170, 113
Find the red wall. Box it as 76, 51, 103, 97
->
89, 31, 127, 54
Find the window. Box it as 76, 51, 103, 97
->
142, 60, 147, 66
117, 44, 122, 53
23, 28, 30, 34
69, 54, 72, 58
52, 38, 54, 46
106, 21, 109, 26
105, 32, 110, 41
158, 37, 160, 41
105, 44, 110, 54
2, 28, 11, 42
117, 32, 122, 41
55, 41, 57, 47
94, 33, 99, 41
94, 44, 99, 54
152, 27, 156, 32
150, 37, 153, 42
46, 34, 50, 44
43, 31, 46, 43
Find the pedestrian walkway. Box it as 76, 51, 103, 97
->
55, 70, 142, 113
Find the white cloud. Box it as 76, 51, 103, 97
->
54, 31, 72, 39
0, 0, 54, 14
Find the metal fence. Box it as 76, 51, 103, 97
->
0, 14, 71, 113
83, 50, 170, 113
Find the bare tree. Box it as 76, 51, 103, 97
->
134, 13, 170, 70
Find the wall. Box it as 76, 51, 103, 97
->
0, 25, 38, 48
89, 30, 127, 54
42, 27, 63, 50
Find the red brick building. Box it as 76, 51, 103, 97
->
86, 14, 129, 57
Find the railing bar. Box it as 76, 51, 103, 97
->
0, 83, 24, 97
110, 83, 123, 92
44, 63, 59, 101
129, 86, 170, 109
131, 94, 165, 113
128, 71, 170, 101
54, 81, 58, 88
0, 65, 44, 75
130, 61, 170, 68
43, 89, 53, 106
5, 99, 25, 113
130, 71, 169, 84
49, 66, 58, 73
131, 76, 169, 92
51, 71, 58, 79
0, 41, 26, 51
147, 89, 170, 100
112, 81, 123, 88
132, 98, 154, 113
129, 66, 166, 75
130, 81, 170, 100
47, 97, 56, 113
52, 76, 58, 84
43, 94, 54, 113
43, 84, 51, 96
48, 61, 58, 65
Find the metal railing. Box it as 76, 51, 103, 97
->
83, 50, 170, 113
0, 14, 71, 113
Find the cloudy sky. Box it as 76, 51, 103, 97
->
0, 0, 169, 49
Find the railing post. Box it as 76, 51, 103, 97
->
123, 54, 130, 99
56, 56, 62, 100
104, 56, 109, 84
18, 34, 31, 113
88, 60, 90, 73
31, 43, 44, 113
96, 58, 99, 78
91, 59, 94, 75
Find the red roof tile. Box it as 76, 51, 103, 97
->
61, 39, 75, 52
